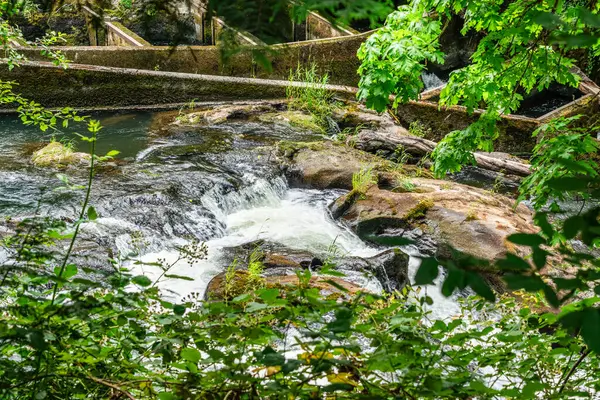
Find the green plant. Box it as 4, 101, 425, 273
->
247, 247, 265, 287
224, 259, 239, 299
393, 176, 416, 192
286, 63, 335, 131
465, 207, 478, 221
351, 166, 377, 197
518, 115, 599, 211
357, 0, 600, 177
408, 120, 429, 137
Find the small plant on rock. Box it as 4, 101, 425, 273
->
352, 166, 377, 198
286, 63, 336, 131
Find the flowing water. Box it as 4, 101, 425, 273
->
0, 108, 460, 319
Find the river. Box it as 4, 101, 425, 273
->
0, 106, 461, 319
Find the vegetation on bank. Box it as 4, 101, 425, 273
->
1, 0, 600, 398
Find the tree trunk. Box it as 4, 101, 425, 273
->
354, 130, 531, 177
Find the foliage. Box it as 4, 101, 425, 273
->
357, 0, 600, 176
392, 176, 416, 192
357, 3, 444, 111
207, 0, 394, 44
286, 63, 336, 131
408, 120, 429, 137
518, 115, 600, 210
2, 221, 600, 400
351, 166, 377, 197
2, 3, 600, 399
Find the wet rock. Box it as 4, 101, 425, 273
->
172, 102, 285, 127
219, 240, 409, 293
31, 141, 90, 168
338, 248, 410, 292
220, 240, 322, 274
330, 179, 535, 267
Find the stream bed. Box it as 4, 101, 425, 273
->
0, 108, 461, 319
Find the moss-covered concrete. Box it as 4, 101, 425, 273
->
0, 61, 356, 108
16, 31, 371, 86
393, 100, 541, 153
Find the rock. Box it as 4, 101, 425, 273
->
338, 248, 410, 292
220, 240, 322, 273
330, 179, 536, 266
171, 102, 286, 127
31, 141, 90, 168
217, 240, 409, 294
258, 110, 324, 133
204, 270, 363, 301
277, 141, 428, 190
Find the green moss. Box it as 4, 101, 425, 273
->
404, 198, 434, 220
260, 111, 324, 133
276, 140, 326, 158
31, 141, 90, 168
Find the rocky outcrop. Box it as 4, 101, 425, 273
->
330, 179, 535, 266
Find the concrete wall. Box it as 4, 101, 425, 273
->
16, 32, 370, 86
305, 12, 357, 40
0, 60, 356, 109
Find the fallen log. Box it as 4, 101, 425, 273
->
354, 129, 531, 177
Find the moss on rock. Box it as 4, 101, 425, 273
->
31, 141, 90, 168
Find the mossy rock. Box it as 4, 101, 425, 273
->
258, 110, 324, 133
330, 178, 536, 267
278, 141, 395, 190
31, 141, 90, 168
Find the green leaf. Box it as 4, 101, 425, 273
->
496, 253, 532, 272
87, 206, 98, 221
158, 393, 175, 400
415, 257, 439, 285
173, 305, 186, 316
105, 150, 120, 157
441, 268, 465, 297
563, 216, 583, 240
259, 288, 281, 302
164, 274, 194, 281
28, 331, 47, 351
581, 308, 600, 353
246, 302, 269, 312
532, 248, 549, 270
132, 275, 152, 287
63, 264, 78, 280
507, 233, 545, 247
503, 274, 546, 292
467, 272, 495, 302
532, 11, 562, 28
180, 348, 201, 363
323, 383, 354, 392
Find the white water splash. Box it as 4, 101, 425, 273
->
421, 71, 446, 90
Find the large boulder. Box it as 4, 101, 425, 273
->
277, 141, 429, 190
330, 179, 535, 266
